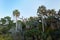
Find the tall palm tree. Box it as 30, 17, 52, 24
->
37, 5, 47, 40
47, 9, 56, 28
37, 5, 46, 32
13, 9, 20, 32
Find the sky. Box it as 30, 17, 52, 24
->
0, 0, 60, 19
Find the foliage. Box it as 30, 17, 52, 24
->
0, 6, 60, 40
0, 34, 13, 40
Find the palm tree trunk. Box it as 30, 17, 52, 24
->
41, 14, 45, 40
41, 14, 44, 32
32, 35, 35, 40
16, 16, 17, 32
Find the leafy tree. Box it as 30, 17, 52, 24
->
1, 18, 6, 25
0, 16, 14, 34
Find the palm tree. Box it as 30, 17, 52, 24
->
37, 5, 47, 40
47, 9, 56, 29
37, 5, 46, 32
58, 9, 60, 17
51, 9, 56, 16
13, 9, 20, 32
47, 9, 51, 16
47, 9, 56, 16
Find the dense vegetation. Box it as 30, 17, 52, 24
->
0, 5, 60, 40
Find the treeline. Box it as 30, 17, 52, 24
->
0, 5, 60, 40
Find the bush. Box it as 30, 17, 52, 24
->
0, 34, 13, 40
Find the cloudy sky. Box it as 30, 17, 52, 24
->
0, 0, 60, 19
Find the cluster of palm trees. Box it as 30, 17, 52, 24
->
22, 5, 60, 40
11, 5, 60, 40
37, 5, 60, 40
0, 5, 60, 40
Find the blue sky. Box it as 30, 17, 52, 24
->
0, 0, 60, 19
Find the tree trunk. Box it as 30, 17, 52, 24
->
37, 35, 40, 40
41, 14, 44, 32
41, 14, 45, 40
32, 35, 35, 40
16, 17, 17, 32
